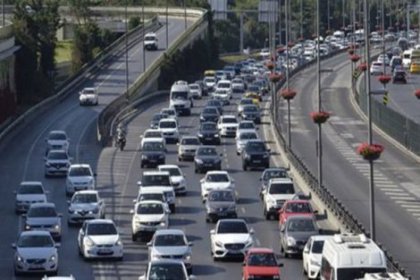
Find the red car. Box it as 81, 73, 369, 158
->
242, 248, 283, 280
278, 200, 317, 226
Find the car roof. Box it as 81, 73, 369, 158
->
218, 218, 246, 224
160, 118, 176, 123
142, 138, 165, 143
205, 170, 228, 175
83, 87, 95, 91
136, 200, 165, 206
69, 164, 91, 168
309, 235, 333, 241
20, 181, 43, 186
270, 178, 293, 183
143, 171, 170, 176
49, 130, 66, 135
73, 190, 98, 195
29, 202, 55, 208
247, 247, 275, 254
85, 219, 114, 225
139, 187, 165, 194
158, 164, 180, 170
154, 229, 186, 236
145, 32, 156, 36
221, 115, 236, 119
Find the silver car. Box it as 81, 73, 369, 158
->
24, 202, 62, 241
13, 231, 59, 276
279, 215, 319, 258
148, 229, 193, 274
44, 150, 72, 177
66, 164, 95, 196
178, 136, 200, 161
45, 130, 69, 154
15, 181, 48, 213
236, 130, 259, 155
67, 190, 105, 225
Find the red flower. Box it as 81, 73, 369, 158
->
358, 62, 367, 71
357, 143, 384, 161
269, 73, 283, 83
277, 47, 286, 53
378, 75, 391, 85
414, 89, 420, 99
348, 49, 355, 55
287, 41, 294, 48
350, 54, 361, 62
265, 61, 275, 70
310, 111, 331, 124
279, 88, 297, 100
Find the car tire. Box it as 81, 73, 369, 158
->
178, 156, 182, 162
132, 233, 137, 242
264, 208, 270, 220
141, 162, 144, 168
242, 163, 247, 171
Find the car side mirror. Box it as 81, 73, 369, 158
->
69, 157, 74, 161
21, 214, 27, 218
189, 275, 197, 280
79, 229, 84, 236
280, 227, 285, 233
130, 209, 134, 214
55, 243, 61, 248
200, 179, 204, 183
188, 242, 193, 247
267, 148, 271, 153
94, 173, 97, 177
43, 157, 47, 161
249, 228, 254, 234
137, 181, 142, 187
11, 243, 16, 249
303, 247, 309, 253
132, 199, 137, 203
147, 241, 152, 247
278, 262, 284, 267
210, 229, 215, 235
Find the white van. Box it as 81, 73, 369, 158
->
169, 80, 193, 116
402, 49, 412, 68
320, 233, 387, 280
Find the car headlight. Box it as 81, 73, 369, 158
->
214, 134, 219, 137
159, 154, 165, 159
45, 162, 51, 167
115, 239, 123, 246
184, 254, 192, 261
287, 236, 296, 246
84, 237, 95, 247
215, 241, 223, 247
160, 221, 166, 227
244, 154, 251, 159
152, 253, 161, 259
267, 197, 276, 205
25, 224, 31, 230
88, 179, 94, 185
49, 255, 56, 262
245, 237, 253, 247
91, 207, 99, 214
195, 159, 203, 164
197, 133, 203, 137
142, 154, 148, 159
263, 153, 269, 158
16, 255, 24, 263
68, 208, 75, 214
54, 224, 60, 230
214, 158, 221, 163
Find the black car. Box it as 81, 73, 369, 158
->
242, 140, 270, 171
241, 104, 261, 124
150, 112, 168, 129
205, 189, 237, 223
198, 122, 221, 145
140, 140, 166, 168
206, 99, 223, 115
392, 68, 407, 83
195, 80, 208, 96
200, 106, 220, 123
194, 146, 222, 173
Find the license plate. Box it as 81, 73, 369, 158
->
219, 212, 227, 216
98, 249, 112, 254
253, 160, 261, 163
30, 264, 44, 269
205, 137, 212, 141
205, 163, 212, 167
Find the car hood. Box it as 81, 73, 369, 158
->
70, 203, 99, 211
287, 231, 318, 242
89, 235, 119, 245
16, 194, 47, 202
152, 246, 190, 256
17, 247, 56, 259
207, 201, 235, 208
196, 155, 220, 161
80, 93, 96, 98
202, 182, 233, 189
47, 140, 67, 146
214, 233, 251, 243
46, 159, 69, 164
137, 213, 166, 222
181, 144, 198, 150
246, 266, 280, 276
220, 124, 238, 128
142, 150, 165, 155
267, 194, 295, 200
199, 129, 218, 134
170, 176, 184, 184
26, 217, 60, 226
68, 176, 93, 183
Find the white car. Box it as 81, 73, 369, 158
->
189, 83, 202, 99
148, 229, 193, 274
131, 200, 170, 241
303, 235, 332, 279
67, 190, 105, 225
144, 32, 158, 50
139, 260, 196, 280
45, 130, 69, 153
141, 129, 166, 149
236, 130, 259, 155
44, 150, 72, 177
377, 54, 390, 66
79, 87, 98, 106
134, 187, 169, 210
158, 164, 187, 195
262, 178, 296, 220
259, 48, 270, 59
24, 202, 62, 241
159, 118, 180, 144
160, 107, 178, 120
200, 171, 235, 202
177, 136, 201, 161
78, 219, 123, 260
15, 181, 48, 213
203, 76, 216, 91
212, 88, 232, 105
217, 115, 238, 137
13, 231, 59, 276
231, 78, 245, 92
236, 120, 258, 137
66, 164, 95, 196
370, 61, 384, 75
210, 219, 254, 260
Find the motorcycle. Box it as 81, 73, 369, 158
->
116, 133, 126, 151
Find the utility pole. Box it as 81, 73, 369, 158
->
166, 0, 169, 49
125, 0, 129, 96
142, 0, 146, 72
239, 13, 244, 53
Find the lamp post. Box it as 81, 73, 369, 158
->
184, 0, 187, 30
142, 0, 146, 72
166, 0, 169, 49
125, 0, 129, 96
316, 0, 323, 189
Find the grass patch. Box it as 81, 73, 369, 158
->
219, 53, 259, 65
55, 40, 72, 64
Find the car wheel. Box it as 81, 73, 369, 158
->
242, 163, 247, 171
132, 233, 137, 242
264, 208, 270, 220
187, 267, 193, 275
140, 162, 144, 168
213, 255, 219, 261
178, 156, 182, 162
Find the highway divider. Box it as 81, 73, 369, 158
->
0, 16, 160, 144
97, 9, 208, 146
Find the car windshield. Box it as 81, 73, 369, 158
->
137, 203, 164, 214
181, 138, 200, 145
240, 99, 253, 105
246, 142, 266, 152
145, 36, 156, 41
201, 123, 217, 130
206, 173, 229, 182
83, 89, 95, 94
139, 193, 164, 202
142, 175, 171, 186
233, 79, 242, 84
160, 167, 181, 176
203, 108, 218, 115
218, 221, 248, 234
240, 133, 257, 140
72, 194, 97, 204
28, 206, 57, 218
248, 86, 259, 92
222, 118, 237, 124
312, 240, 325, 253
152, 114, 164, 121
149, 263, 187, 280
69, 167, 91, 177
87, 223, 117, 235
197, 147, 217, 156
239, 122, 255, 129
285, 202, 311, 213
263, 170, 288, 181
160, 121, 176, 129
154, 234, 186, 246
218, 82, 230, 88
247, 253, 277, 266
143, 142, 164, 151
205, 77, 215, 83
244, 106, 258, 112
48, 152, 68, 160
49, 132, 66, 140
18, 184, 43, 195
189, 84, 199, 90
287, 219, 316, 232
270, 183, 295, 194
208, 191, 234, 201
172, 91, 188, 100
145, 131, 162, 138
207, 101, 221, 107
161, 109, 175, 116
17, 235, 54, 248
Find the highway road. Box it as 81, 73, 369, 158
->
276, 51, 420, 278
0, 17, 193, 279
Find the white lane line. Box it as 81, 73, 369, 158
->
400, 204, 420, 208
380, 188, 404, 192
75, 117, 98, 163
241, 207, 246, 214
406, 208, 420, 212
385, 192, 411, 196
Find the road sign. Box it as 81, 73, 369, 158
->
382, 91, 389, 106
258, 0, 279, 23
208, 0, 227, 20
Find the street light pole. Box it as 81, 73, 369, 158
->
363, 0, 375, 241
343, 0, 346, 28
125, 0, 129, 96
166, 0, 169, 49
142, 0, 146, 72
316, 0, 323, 189
184, 0, 187, 30
285, 0, 292, 148
327, 0, 331, 32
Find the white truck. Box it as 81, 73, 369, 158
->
169, 81, 193, 116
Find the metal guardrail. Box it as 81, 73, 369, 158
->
97, 9, 208, 146
270, 49, 411, 278
0, 16, 160, 144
